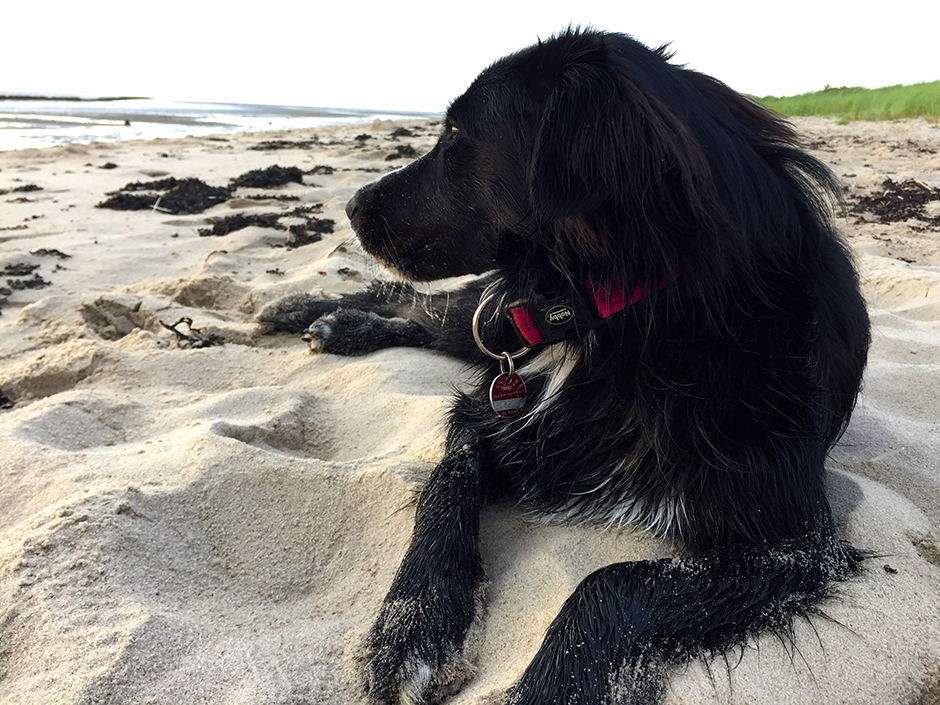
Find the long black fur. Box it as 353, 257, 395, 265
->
262, 29, 871, 705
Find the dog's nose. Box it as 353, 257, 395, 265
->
345, 192, 360, 221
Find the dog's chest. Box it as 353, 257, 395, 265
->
479, 345, 684, 535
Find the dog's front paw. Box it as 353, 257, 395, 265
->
257, 293, 341, 334
303, 308, 431, 356
362, 594, 478, 705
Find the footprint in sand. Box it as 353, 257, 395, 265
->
191, 387, 337, 460
11, 390, 149, 450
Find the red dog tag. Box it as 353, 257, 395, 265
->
489, 373, 526, 418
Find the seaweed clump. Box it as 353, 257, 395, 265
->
197, 205, 334, 247
385, 145, 419, 161
98, 178, 231, 213
286, 218, 335, 249
851, 179, 940, 227
0, 184, 42, 196
249, 139, 319, 151
230, 165, 304, 189
198, 213, 284, 237
159, 179, 231, 213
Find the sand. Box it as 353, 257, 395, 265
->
1, 117, 939, 705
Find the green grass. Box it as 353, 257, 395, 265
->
756, 81, 940, 122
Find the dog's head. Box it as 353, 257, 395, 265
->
346, 28, 779, 282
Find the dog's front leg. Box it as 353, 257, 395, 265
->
364, 432, 487, 705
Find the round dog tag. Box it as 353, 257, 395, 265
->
489, 373, 526, 418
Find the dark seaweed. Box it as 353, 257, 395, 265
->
851, 178, 940, 226
243, 194, 300, 202
7, 273, 50, 290
97, 193, 159, 210
112, 177, 179, 193
286, 218, 334, 249
385, 144, 419, 160
230, 165, 304, 189
99, 178, 230, 213
0, 184, 42, 196
249, 139, 319, 151
155, 179, 231, 213
30, 248, 71, 258
287, 204, 324, 216
197, 205, 330, 244
2, 263, 39, 276
198, 213, 285, 237
160, 317, 223, 348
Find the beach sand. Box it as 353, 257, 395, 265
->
1, 117, 939, 705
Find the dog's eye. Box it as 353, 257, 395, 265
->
444, 123, 460, 141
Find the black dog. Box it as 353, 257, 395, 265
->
261, 28, 870, 705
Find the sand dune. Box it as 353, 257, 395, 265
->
1, 117, 939, 704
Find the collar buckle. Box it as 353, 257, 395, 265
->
508, 284, 602, 347
507, 269, 679, 348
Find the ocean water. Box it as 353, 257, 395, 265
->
0, 97, 439, 151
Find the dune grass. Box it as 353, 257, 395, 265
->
756, 81, 940, 123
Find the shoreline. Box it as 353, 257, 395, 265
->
0, 98, 442, 152
0, 94, 150, 102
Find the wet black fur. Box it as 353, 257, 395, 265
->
261, 28, 871, 704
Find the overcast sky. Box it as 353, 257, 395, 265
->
3, 0, 936, 112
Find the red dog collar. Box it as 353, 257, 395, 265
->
508, 271, 676, 346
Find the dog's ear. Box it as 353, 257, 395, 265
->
527, 61, 710, 223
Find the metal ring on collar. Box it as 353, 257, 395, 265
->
472, 292, 529, 362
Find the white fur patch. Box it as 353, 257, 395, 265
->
517, 344, 581, 426
539, 466, 688, 537
400, 659, 433, 705
601, 487, 688, 535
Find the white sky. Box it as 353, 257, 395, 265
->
2, 0, 937, 112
